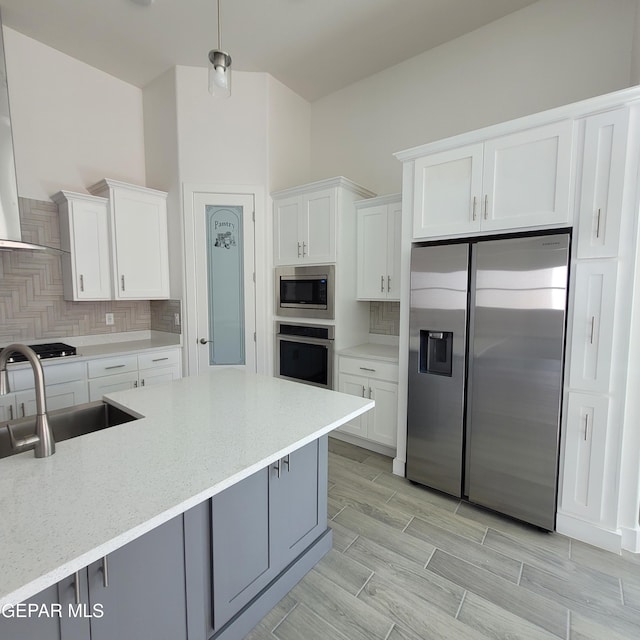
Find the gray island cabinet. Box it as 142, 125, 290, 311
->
0, 371, 371, 638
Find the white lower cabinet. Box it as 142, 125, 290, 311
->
0, 394, 17, 421
560, 392, 610, 523
7, 361, 89, 418
337, 356, 398, 448
88, 348, 182, 402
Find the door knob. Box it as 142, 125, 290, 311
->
199, 338, 213, 345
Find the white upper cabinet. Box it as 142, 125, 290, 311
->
89, 179, 170, 300
413, 144, 483, 238
272, 178, 375, 267
273, 187, 336, 265
576, 108, 629, 259
412, 121, 574, 239
356, 195, 402, 300
53, 191, 111, 301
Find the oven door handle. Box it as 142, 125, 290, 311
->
277, 334, 334, 347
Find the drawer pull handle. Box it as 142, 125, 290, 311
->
472, 196, 477, 221
152, 357, 169, 362
80, 274, 84, 292
368, 387, 373, 399
105, 364, 126, 370
381, 275, 384, 292
596, 208, 602, 238
360, 367, 376, 372
362, 385, 366, 397
302, 241, 307, 257
387, 275, 391, 292
484, 195, 488, 220
101, 556, 109, 588
283, 454, 291, 472
73, 571, 81, 605
121, 275, 125, 291
9, 405, 13, 420
274, 459, 281, 479
584, 414, 589, 441
20, 402, 25, 418
297, 242, 301, 258
590, 317, 595, 344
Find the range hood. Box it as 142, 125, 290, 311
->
0, 11, 65, 255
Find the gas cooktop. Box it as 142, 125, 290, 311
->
3, 342, 77, 363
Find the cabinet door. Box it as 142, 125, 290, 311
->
386, 201, 402, 301
302, 188, 336, 263
357, 204, 389, 300
336, 373, 368, 437
367, 379, 398, 447
568, 261, 617, 393
270, 439, 325, 568
88, 372, 139, 402
560, 393, 609, 523
16, 381, 89, 417
139, 365, 181, 387
112, 188, 169, 299
576, 108, 629, 259
211, 467, 274, 631
273, 196, 302, 265
0, 583, 65, 640
413, 144, 483, 239
65, 198, 111, 300
482, 120, 574, 231
0, 394, 17, 421
88, 515, 187, 640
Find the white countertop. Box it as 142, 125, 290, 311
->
337, 342, 399, 363
0, 369, 373, 607
5, 333, 181, 372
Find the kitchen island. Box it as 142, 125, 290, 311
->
0, 369, 373, 639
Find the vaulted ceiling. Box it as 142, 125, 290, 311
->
1, 0, 539, 101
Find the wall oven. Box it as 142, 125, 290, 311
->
275, 265, 335, 320
275, 322, 334, 390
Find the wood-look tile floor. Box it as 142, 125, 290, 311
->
246, 438, 640, 640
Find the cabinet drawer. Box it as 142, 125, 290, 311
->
10, 360, 86, 391
339, 357, 398, 382
138, 349, 180, 370
88, 355, 138, 378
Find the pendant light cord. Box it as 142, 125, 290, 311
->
217, 0, 222, 50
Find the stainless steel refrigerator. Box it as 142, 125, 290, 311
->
407, 233, 570, 530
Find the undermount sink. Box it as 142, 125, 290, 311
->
0, 401, 139, 459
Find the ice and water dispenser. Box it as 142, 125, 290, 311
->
419, 330, 453, 376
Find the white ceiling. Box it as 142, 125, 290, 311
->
0, 0, 539, 102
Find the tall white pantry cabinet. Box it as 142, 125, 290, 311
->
395, 87, 640, 554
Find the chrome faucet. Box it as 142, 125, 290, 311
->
0, 344, 55, 457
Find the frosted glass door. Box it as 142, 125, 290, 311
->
206, 205, 245, 365
192, 192, 256, 374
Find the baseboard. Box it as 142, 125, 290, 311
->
556, 512, 622, 553
392, 458, 405, 477
621, 526, 640, 553
213, 528, 333, 640
330, 431, 395, 458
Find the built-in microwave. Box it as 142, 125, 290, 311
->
275, 265, 335, 320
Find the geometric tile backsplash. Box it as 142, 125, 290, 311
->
369, 300, 400, 336
0, 197, 179, 343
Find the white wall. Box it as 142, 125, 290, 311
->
310, 0, 638, 195
3, 27, 146, 201
267, 76, 311, 192
175, 67, 268, 186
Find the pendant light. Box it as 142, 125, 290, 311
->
208, 0, 232, 98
